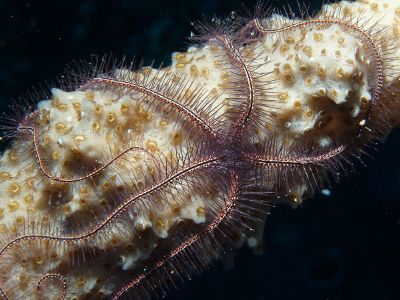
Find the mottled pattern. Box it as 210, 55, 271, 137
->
0, 0, 399, 299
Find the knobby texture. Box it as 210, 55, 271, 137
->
0, 0, 399, 299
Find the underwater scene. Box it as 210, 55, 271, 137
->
0, 0, 399, 299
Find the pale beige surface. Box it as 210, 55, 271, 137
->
0, 0, 398, 299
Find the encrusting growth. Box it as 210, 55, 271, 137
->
0, 0, 399, 299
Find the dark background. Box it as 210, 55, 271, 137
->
0, 0, 399, 299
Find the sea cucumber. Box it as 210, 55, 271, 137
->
0, 0, 399, 299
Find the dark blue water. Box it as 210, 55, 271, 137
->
0, 0, 399, 299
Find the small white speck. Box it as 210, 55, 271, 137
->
359, 119, 366, 126
319, 137, 332, 147
321, 189, 331, 196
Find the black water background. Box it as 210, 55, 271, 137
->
0, 0, 399, 299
